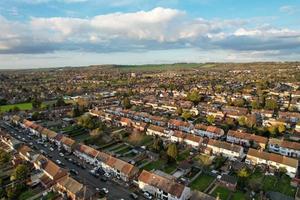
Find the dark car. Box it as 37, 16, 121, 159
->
70, 169, 79, 175
100, 177, 108, 182
130, 193, 138, 199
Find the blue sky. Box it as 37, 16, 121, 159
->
0, 0, 300, 68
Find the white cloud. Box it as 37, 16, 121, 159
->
280, 5, 298, 14
0, 7, 300, 56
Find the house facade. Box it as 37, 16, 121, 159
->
268, 138, 300, 158
246, 148, 298, 178
138, 170, 191, 200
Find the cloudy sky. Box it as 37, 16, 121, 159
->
0, 0, 300, 68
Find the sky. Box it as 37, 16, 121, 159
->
0, 0, 300, 69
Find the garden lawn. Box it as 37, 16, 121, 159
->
19, 190, 37, 200
116, 146, 132, 154
142, 159, 165, 171
190, 173, 215, 192
163, 163, 177, 174
232, 191, 246, 200
212, 186, 231, 200
177, 149, 190, 162
262, 175, 296, 197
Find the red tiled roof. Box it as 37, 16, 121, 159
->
138, 170, 185, 198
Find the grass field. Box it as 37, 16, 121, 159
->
0, 102, 32, 112
212, 186, 231, 200
0, 101, 54, 113
190, 173, 215, 192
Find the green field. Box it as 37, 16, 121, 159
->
0, 102, 33, 112
0, 101, 55, 113
190, 173, 215, 192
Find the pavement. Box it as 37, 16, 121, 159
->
0, 120, 145, 200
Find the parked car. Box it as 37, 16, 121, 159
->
143, 192, 152, 199
59, 152, 64, 157
100, 177, 108, 182
70, 169, 79, 175
102, 188, 109, 194
130, 193, 138, 199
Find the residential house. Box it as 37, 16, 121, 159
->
205, 139, 244, 160
168, 119, 193, 133
246, 148, 298, 178
268, 138, 300, 158
101, 156, 139, 182
184, 134, 203, 149
18, 145, 38, 162
146, 125, 170, 138
74, 144, 99, 165
222, 106, 248, 119
226, 130, 268, 149
60, 136, 75, 152
33, 154, 68, 187
138, 170, 191, 200
193, 124, 224, 139
170, 131, 186, 143
55, 176, 97, 200
218, 174, 237, 191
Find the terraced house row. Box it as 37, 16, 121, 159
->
90, 107, 300, 179
15, 119, 193, 200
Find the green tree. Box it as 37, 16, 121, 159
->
31, 98, 42, 109
176, 107, 183, 115
246, 115, 257, 129
278, 124, 286, 134
238, 167, 250, 178
122, 97, 132, 109
206, 115, 215, 125
55, 96, 66, 107
268, 125, 278, 136
187, 90, 201, 105
265, 99, 278, 110
181, 111, 192, 121
10, 164, 29, 182
238, 116, 246, 126
233, 98, 246, 107
0, 149, 10, 165
251, 99, 261, 109
152, 137, 163, 152
167, 143, 178, 161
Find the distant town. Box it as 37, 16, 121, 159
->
0, 62, 300, 200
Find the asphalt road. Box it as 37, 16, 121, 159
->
0, 121, 143, 200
